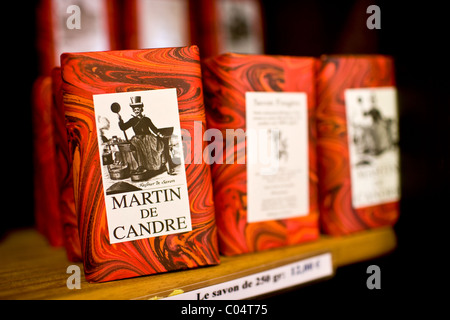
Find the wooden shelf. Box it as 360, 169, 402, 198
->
0, 227, 396, 300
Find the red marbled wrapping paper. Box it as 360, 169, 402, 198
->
202, 53, 320, 256
316, 55, 400, 236
51, 68, 81, 261
61, 46, 219, 282
32, 76, 64, 247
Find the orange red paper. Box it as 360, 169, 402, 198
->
202, 53, 319, 256
316, 55, 400, 235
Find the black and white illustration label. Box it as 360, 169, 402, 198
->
345, 87, 400, 208
217, 0, 264, 54
246, 92, 309, 223
93, 88, 191, 244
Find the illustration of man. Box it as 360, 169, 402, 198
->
360, 96, 392, 156
118, 96, 176, 175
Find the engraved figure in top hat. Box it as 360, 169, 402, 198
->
118, 95, 176, 175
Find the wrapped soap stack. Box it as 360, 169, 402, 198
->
31, 0, 401, 284
33, 0, 121, 259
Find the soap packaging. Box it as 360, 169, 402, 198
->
316, 55, 400, 235
61, 46, 220, 282
51, 67, 81, 261
32, 75, 64, 247
202, 53, 320, 256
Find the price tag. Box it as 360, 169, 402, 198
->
164, 252, 333, 300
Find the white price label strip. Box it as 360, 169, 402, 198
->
164, 253, 333, 300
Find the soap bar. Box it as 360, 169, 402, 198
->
51, 67, 81, 261
316, 55, 400, 235
32, 75, 63, 247
61, 46, 219, 282
202, 53, 320, 256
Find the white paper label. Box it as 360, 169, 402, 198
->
345, 87, 400, 208
246, 92, 309, 223
137, 0, 190, 48
93, 89, 191, 244
164, 253, 333, 300
52, 0, 110, 66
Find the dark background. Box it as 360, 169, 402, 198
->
262, 0, 449, 306
2, 0, 448, 306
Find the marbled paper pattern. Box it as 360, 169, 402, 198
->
61, 46, 219, 282
316, 55, 400, 235
202, 53, 319, 256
